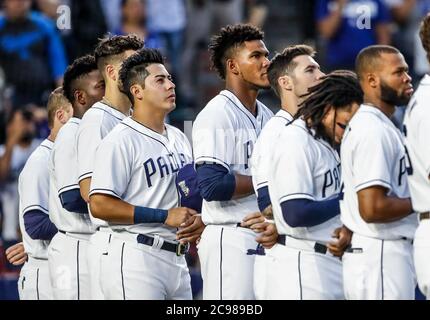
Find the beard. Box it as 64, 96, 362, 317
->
380, 81, 411, 106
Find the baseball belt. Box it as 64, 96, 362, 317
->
136, 233, 189, 256
277, 234, 328, 255
419, 212, 430, 221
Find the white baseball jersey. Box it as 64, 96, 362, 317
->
49, 117, 93, 233
89, 117, 193, 241
0, 139, 41, 242
251, 109, 293, 193
18, 139, 53, 259
340, 104, 417, 240
192, 89, 273, 225
76, 101, 129, 227
268, 119, 342, 243
403, 75, 430, 213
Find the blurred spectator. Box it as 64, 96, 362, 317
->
116, 0, 147, 40
100, 0, 122, 34
114, 0, 161, 49
0, 0, 67, 109
247, 0, 268, 28
180, 0, 245, 109
316, 0, 391, 71
0, 109, 41, 249
69, 0, 107, 60
33, 0, 61, 20
146, 0, 187, 80
384, 0, 430, 81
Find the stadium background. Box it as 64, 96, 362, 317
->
0, 0, 427, 299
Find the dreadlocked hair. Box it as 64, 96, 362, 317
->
420, 13, 430, 65
294, 70, 363, 143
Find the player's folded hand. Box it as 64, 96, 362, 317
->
5, 242, 27, 266
176, 214, 206, 244
240, 212, 265, 229
327, 225, 352, 257
256, 222, 278, 249
165, 207, 197, 228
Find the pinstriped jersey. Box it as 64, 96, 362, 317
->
340, 104, 417, 240
49, 117, 94, 233
251, 109, 293, 194
89, 117, 193, 241
403, 75, 430, 213
76, 101, 129, 228
192, 90, 273, 225
268, 119, 342, 243
18, 139, 53, 259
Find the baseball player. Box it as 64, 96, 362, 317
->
341, 45, 417, 300
76, 34, 143, 299
403, 14, 430, 299
250, 44, 325, 299
192, 24, 275, 300
89, 48, 196, 300
17, 88, 72, 300
48, 55, 105, 300
267, 71, 362, 299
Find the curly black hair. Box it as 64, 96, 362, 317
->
209, 24, 264, 80
118, 48, 164, 104
94, 34, 144, 73
268, 45, 316, 97
295, 70, 363, 144
63, 54, 98, 104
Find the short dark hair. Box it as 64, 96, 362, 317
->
355, 45, 401, 80
63, 54, 98, 104
118, 48, 164, 103
209, 24, 264, 80
268, 45, 316, 97
295, 70, 364, 144
420, 13, 430, 64
94, 34, 144, 75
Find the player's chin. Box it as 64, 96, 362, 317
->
166, 102, 176, 112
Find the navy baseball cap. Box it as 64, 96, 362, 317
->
176, 163, 203, 213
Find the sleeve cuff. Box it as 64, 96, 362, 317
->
194, 156, 230, 172
279, 193, 315, 203
355, 179, 392, 193
89, 188, 121, 199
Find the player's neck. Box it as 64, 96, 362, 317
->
281, 94, 299, 116
104, 85, 132, 115
225, 82, 258, 115
132, 106, 166, 135
364, 94, 395, 118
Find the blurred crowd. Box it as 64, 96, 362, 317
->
0, 0, 429, 299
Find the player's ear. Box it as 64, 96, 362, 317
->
278, 75, 293, 91
226, 58, 239, 76
75, 89, 85, 106
367, 72, 379, 89
106, 64, 117, 82
130, 84, 143, 100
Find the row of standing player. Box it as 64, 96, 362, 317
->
10, 34, 203, 299
6, 18, 430, 299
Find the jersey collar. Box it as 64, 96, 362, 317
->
124, 117, 172, 145
41, 139, 54, 150
276, 109, 294, 122
69, 117, 81, 125
359, 103, 393, 123
420, 74, 430, 86
220, 89, 265, 127
97, 101, 130, 119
